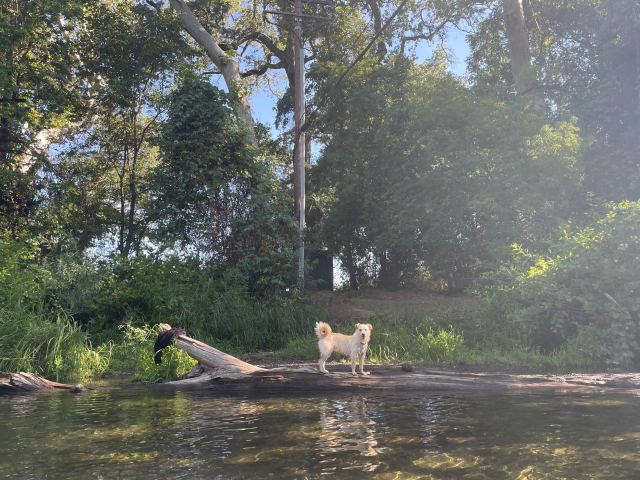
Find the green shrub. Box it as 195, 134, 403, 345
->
34, 253, 323, 352
478, 201, 640, 366
368, 321, 465, 364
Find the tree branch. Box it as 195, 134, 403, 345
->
400, 17, 450, 54
237, 31, 287, 60
241, 59, 286, 77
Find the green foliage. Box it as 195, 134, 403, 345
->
0, 236, 109, 382
80, 0, 185, 111
479, 201, 640, 366
151, 77, 297, 293
152, 77, 250, 242
468, 0, 640, 201
0, 0, 86, 232
315, 59, 585, 290
0, 235, 320, 381
109, 324, 196, 383
35, 253, 318, 351
41, 0, 188, 257
0, 0, 85, 144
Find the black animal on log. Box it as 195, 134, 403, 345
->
154, 327, 186, 364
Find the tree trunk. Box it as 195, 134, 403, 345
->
366, 0, 387, 58
169, 0, 256, 144
117, 145, 127, 257
502, 0, 538, 97
378, 251, 401, 290
123, 148, 137, 258
345, 247, 359, 290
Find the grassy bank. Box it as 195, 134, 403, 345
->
0, 284, 614, 382
0, 239, 319, 383
6, 201, 640, 382
0, 276, 614, 382
275, 306, 611, 373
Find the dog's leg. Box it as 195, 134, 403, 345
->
350, 354, 358, 376
359, 351, 370, 375
319, 353, 330, 374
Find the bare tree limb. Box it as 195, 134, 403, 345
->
241, 59, 286, 78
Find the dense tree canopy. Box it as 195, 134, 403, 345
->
0, 0, 638, 293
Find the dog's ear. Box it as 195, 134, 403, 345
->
355, 323, 361, 329
367, 323, 373, 331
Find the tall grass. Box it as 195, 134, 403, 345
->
183, 290, 320, 351
0, 239, 114, 382
277, 309, 610, 372
0, 293, 109, 382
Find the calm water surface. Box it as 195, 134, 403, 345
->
1, 386, 640, 479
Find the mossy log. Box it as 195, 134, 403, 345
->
160, 324, 640, 395
0, 372, 83, 394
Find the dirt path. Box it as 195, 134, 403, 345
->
310, 289, 477, 325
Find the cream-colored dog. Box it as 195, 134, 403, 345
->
315, 321, 373, 376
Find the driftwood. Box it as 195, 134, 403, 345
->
160, 324, 640, 396
159, 323, 265, 377
0, 372, 83, 394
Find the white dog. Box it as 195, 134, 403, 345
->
315, 321, 373, 376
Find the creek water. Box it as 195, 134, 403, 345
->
1, 386, 640, 479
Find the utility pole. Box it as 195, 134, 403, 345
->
294, 0, 306, 281
264, 1, 332, 284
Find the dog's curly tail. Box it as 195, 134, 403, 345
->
315, 321, 332, 339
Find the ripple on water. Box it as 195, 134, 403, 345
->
1, 390, 640, 479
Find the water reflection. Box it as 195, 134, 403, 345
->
2, 389, 640, 479
318, 396, 379, 456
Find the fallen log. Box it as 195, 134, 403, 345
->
159, 324, 640, 395
159, 323, 265, 377
0, 372, 84, 394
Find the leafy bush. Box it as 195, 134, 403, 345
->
34, 253, 320, 352
479, 201, 640, 366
